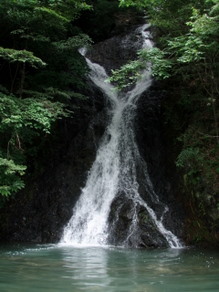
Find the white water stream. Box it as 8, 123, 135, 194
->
61, 25, 182, 248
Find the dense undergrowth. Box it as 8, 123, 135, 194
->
118, 0, 219, 245
0, 0, 218, 246
0, 0, 92, 198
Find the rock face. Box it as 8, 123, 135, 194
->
0, 25, 184, 245
86, 25, 143, 74
0, 85, 107, 243
136, 85, 184, 236
105, 82, 184, 248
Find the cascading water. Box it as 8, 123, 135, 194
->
61, 25, 182, 248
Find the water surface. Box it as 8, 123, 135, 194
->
0, 245, 218, 291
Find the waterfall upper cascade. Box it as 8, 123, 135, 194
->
61, 25, 182, 248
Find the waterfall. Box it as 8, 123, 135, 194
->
60, 25, 182, 248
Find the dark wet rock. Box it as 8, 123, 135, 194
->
0, 25, 185, 246
135, 84, 185, 240
0, 84, 107, 243
108, 196, 169, 248
86, 25, 148, 74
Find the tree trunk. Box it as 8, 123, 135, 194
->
19, 62, 26, 98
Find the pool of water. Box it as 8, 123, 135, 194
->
0, 244, 218, 291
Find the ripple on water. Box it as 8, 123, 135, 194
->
0, 245, 218, 292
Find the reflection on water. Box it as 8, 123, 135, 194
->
0, 245, 218, 292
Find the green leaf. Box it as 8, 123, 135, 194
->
0, 47, 46, 68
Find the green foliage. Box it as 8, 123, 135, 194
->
0, 0, 91, 198
45, 0, 92, 20
119, 0, 198, 34
139, 48, 172, 79
74, 0, 121, 42
0, 157, 26, 197
176, 126, 219, 223
109, 48, 172, 89
0, 47, 46, 68
119, 0, 219, 240
112, 1, 219, 86
167, 35, 206, 63
0, 0, 91, 92
0, 90, 69, 197
176, 147, 202, 169
119, 0, 151, 8
34, 6, 69, 23
109, 60, 144, 89
53, 34, 92, 51
0, 92, 68, 134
